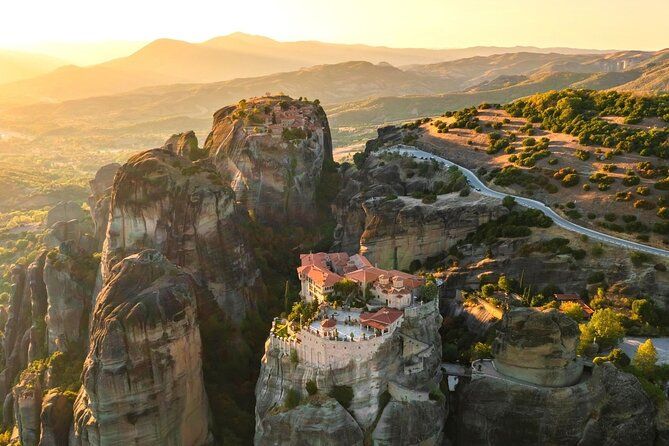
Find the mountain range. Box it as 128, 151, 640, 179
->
0, 32, 612, 106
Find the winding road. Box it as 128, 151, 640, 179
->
383, 144, 669, 259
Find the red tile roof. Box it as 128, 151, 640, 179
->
360, 307, 403, 330
344, 267, 386, 284
321, 318, 337, 329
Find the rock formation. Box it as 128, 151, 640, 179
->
87, 163, 120, 247
102, 148, 261, 319
359, 193, 505, 270
492, 308, 583, 387
333, 141, 505, 268
71, 250, 212, 446
255, 302, 445, 445
457, 308, 656, 445
203, 96, 332, 224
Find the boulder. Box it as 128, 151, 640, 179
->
163, 131, 199, 160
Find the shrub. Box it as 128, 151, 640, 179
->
632, 339, 658, 377
658, 207, 669, 219
630, 251, 650, 267
502, 195, 516, 210
305, 380, 318, 396
561, 174, 579, 187
575, 149, 591, 161
560, 301, 585, 322
481, 284, 495, 297
634, 199, 656, 210
470, 342, 493, 360
593, 348, 630, 367
284, 388, 301, 409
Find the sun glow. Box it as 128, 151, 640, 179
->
2, 0, 668, 64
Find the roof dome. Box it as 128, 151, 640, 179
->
321, 318, 337, 329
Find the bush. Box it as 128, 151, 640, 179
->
593, 348, 630, 367
470, 342, 493, 360
630, 251, 650, 267
305, 380, 318, 396
284, 388, 301, 409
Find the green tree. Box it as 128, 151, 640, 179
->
284, 388, 300, 409
502, 195, 516, 210
633, 339, 658, 377
632, 299, 657, 325
497, 275, 510, 292
420, 281, 438, 302
481, 284, 495, 297
582, 308, 625, 350
560, 301, 585, 322
470, 342, 492, 360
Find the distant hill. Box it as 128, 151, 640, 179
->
0, 33, 612, 106
2, 47, 667, 152
0, 50, 65, 85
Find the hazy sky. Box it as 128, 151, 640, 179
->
4, 0, 668, 63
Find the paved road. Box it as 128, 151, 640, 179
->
383, 144, 669, 259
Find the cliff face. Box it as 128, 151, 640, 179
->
203, 96, 332, 224
102, 148, 260, 320
359, 194, 505, 270
456, 308, 655, 446
333, 144, 504, 268
71, 250, 212, 446
255, 302, 445, 446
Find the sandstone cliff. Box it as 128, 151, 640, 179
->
333, 146, 504, 268
203, 96, 332, 225
71, 250, 212, 446
102, 148, 260, 320
456, 308, 656, 445
255, 302, 445, 446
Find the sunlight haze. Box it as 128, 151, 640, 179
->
2, 0, 668, 59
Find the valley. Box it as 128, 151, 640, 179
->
0, 18, 666, 445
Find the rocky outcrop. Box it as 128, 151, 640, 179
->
102, 148, 260, 320
255, 301, 445, 445
203, 96, 332, 224
163, 131, 200, 160
87, 163, 120, 247
359, 194, 505, 270
492, 308, 583, 387
39, 391, 73, 446
71, 250, 212, 446
457, 363, 655, 446
456, 308, 655, 445
333, 147, 504, 267
45, 202, 87, 228
256, 397, 364, 446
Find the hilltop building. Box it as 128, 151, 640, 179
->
297, 252, 424, 309
269, 251, 438, 371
